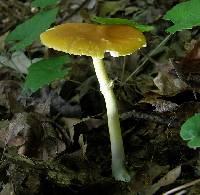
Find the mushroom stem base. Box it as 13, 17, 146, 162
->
92, 57, 130, 182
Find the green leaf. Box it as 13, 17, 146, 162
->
91, 16, 153, 32
180, 113, 200, 148
6, 8, 58, 51
24, 55, 70, 92
163, 0, 200, 33
32, 0, 59, 8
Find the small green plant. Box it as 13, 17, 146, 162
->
24, 55, 70, 92
91, 16, 153, 32
5, 0, 69, 92
32, 0, 59, 8
180, 113, 200, 148
163, 0, 200, 33
6, 0, 59, 51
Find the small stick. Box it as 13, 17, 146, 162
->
163, 178, 200, 195
123, 34, 173, 84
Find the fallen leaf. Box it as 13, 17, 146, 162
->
87, 0, 96, 10
61, 117, 82, 143
62, 116, 104, 144
136, 74, 155, 94
146, 163, 169, 185
99, 0, 128, 16
0, 51, 31, 74
173, 41, 200, 89
146, 166, 181, 195
153, 62, 188, 96
124, 6, 139, 16
140, 94, 178, 112
84, 117, 104, 130
38, 121, 66, 160
6, 113, 29, 147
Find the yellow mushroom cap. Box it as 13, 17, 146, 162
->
40, 23, 146, 59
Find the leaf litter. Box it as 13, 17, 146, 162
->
0, 0, 200, 195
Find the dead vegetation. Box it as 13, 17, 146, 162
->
0, 0, 200, 194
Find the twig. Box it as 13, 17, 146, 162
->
120, 57, 126, 82
175, 190, 187, 195
163, 178, 200, 195
120, 110, 179, 127
123, 34, 173, 84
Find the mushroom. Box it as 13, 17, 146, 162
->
40, 23, 146, 182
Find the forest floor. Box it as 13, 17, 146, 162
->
0, 0, 200, 194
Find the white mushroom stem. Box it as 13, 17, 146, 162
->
92, 58, 130, 182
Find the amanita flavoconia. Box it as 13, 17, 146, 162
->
40, 23, 146, 182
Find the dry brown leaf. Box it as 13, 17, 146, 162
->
6, 113, 29, 147
146, 166, 182, 195
62, 117, 104, 143
62, 117, 82, 143
173, 41, 200, 89
140, 95, 178, 112
153, 62, 188, 96
0, 51, 31, 74
98, 0, 128, 16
